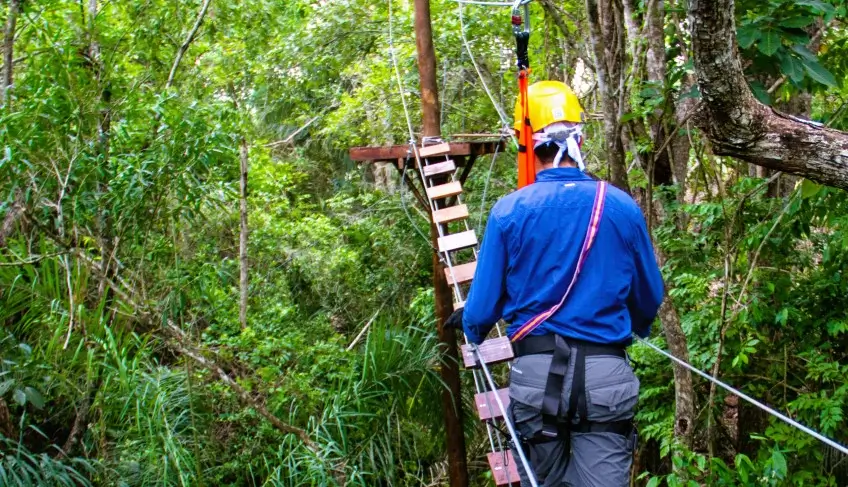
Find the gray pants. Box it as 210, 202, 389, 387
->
507, 347, 639, 487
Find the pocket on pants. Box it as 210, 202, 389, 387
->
509, 400, 544, 440
509, 355, 553, 409
586, 379, 639, 423
584, 356, 639, 424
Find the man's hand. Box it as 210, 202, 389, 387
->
444, 308, 464, 331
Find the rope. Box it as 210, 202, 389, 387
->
457, 0, 518, 148
634, 335, 848, 456
477, 138, 503, 234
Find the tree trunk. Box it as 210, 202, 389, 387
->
659, 297, 696, 449
688, 0, 848, 191
585, 0, 629, 192
3, 0, 21, 105
620, 0, 697, 452
239, 138, 249, 329
655, 223, 697, 449
0, 398, 15, 439
413, 0, 440, 140
88, 0, 115, 302
0, 193, 24, 248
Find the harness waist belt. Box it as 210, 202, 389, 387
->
512, 334, 626, 359
570, 419, 633, 436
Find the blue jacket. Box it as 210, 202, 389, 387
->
462, 168, 664, 345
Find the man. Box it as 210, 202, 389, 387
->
446, 81, 664, 486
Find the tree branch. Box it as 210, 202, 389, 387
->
164, 322, 319, 452
689, 0, 848, 190
166, 0, 212, 89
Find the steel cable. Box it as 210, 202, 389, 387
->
634, 335, 848, 456
457, 0, 518, 148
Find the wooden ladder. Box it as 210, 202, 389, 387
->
415, 141, 520, 486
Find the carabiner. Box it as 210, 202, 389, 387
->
511, 0, 531, 36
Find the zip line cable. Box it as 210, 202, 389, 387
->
457, 0, 518, 148
387, 3, 416, 141
477, 139, 503, 234
634, 335, 848, 456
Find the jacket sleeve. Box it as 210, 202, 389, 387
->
627, 209, 664, 338
462, 212, 508, 344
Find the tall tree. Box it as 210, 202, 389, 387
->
239, 138, 249, 329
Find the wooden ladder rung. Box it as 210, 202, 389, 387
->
461, 336, 514, 368
422, 160, 456, 177
438, 230, 477, 253
475, 388, 510, 421
426, 181, 463, 200
419, 142, 451, 158
488, 450, 521, 486
433, 204, 469, 224
453, 301, 465, 310
444, 261, 476, 286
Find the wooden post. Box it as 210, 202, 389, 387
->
412, 1, 469, 486
414, 0, 441, 139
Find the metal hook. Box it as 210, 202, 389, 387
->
511, 0, 530, 35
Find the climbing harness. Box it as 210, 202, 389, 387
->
506, 182, 631, 450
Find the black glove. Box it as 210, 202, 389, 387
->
444, 308, 464, 331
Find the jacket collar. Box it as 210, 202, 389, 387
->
535, 167, 593, 182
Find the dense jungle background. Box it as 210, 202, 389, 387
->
1, 0, 848, 485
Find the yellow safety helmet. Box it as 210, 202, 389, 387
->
514, 81, 584, 133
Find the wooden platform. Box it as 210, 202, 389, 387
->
349, 140, 503, 164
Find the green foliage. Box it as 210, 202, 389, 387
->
635, 176, 848, 485
0, 435, 95, 487
1, 0, 848, 485
736, 0, 846, 105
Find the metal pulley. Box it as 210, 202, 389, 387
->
511, 0, 532, 70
